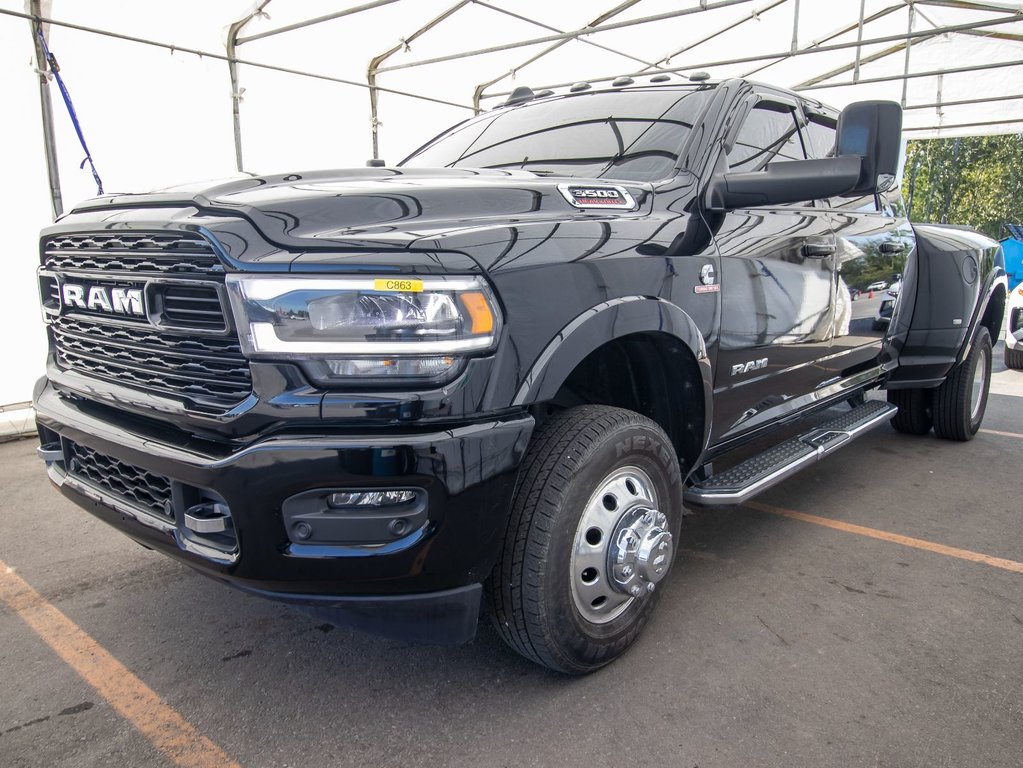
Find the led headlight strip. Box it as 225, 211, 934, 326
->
226, 274, 500, 359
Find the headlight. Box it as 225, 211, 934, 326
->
226, 275, 500, 384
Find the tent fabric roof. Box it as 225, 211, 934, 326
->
9, 1, 1023, 155
1, 0, 1021, 407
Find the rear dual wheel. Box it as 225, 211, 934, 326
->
933, 326, 992, 441
485, 405, 683, 675
1006, 343, 1023, 371
890, 327, 992, 441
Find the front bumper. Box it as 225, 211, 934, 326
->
34, 381, 533, 643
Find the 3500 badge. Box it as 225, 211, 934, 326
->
558, 184, 637, 210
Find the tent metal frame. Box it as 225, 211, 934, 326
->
4, 0, 1022, 217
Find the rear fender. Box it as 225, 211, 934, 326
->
888, 224, 1003, 388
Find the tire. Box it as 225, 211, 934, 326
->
485, 405, 683, 674
887, 388, 933, 435
933, 326, 992, 441
1006, 343, 1023, 371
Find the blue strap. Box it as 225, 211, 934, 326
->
36, 25, 104, 195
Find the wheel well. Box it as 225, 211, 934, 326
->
981, 283, 1007, 342
546, 332, 705, 471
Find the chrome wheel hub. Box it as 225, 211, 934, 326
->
609, 508, 673, 596
570, 466, 673, 624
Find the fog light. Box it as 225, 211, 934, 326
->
327, 490, 417, 508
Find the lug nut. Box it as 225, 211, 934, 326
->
646, 582, 656, 593
622, 565, 633, 577
630, 585, 643, 597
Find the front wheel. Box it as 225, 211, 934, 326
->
485, 405, 683, 674
933, 326, 992, 441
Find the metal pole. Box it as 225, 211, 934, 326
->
741, 2, 904, 79
790, 0, 801, 54
471, 0, 646, 113
655, 0, 789, 76
795, 42, 908, 90
853, 0, 866, 82
236, 0, 401, 45
29, 1, 63, 218
226, 1, 272, 173
367, 0, 472, 161
474, 0, 657, 69
376, 0, 760, 74
915, 0, 1023, 12
904, 91, 1023, 110
901, 3, 915, 108
489, 12, 1023, 97
797, 56, 1023, 92
1, 9, 475, 111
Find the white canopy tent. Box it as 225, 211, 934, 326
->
2, 0, 1022, 407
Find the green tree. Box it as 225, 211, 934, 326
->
903, 134, 1023, 239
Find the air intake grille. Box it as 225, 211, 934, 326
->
43, 231, 222, 275
67, 441, 174, 522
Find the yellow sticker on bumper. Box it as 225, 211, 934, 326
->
373, 278, 423, 293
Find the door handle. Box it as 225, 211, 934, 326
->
802, 242, 836, 259
880, 241, 906, 254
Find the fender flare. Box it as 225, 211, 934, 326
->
512, 296, 714, 450
958, 267, 1008, 366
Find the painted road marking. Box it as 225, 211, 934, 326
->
745, 501, 1023, 575
0, 560, 239, 768
980, 428, 1023, 440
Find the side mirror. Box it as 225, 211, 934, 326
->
836, 100, 903, 195
706, 156, 863, 209
705, 99, 904, 210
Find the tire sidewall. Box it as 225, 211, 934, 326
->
965, 328, 992, 435
541, 419, 683, 669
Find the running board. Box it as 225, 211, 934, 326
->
684, 400, 897, 507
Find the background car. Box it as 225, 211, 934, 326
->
1006, 283, 1023, 369
866, 280, 889, 291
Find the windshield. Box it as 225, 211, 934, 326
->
400, 87, 714, 181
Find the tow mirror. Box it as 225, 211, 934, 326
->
836, 100, 903, 195
705, 99, 904, 210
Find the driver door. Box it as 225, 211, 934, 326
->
710, 97, 838, 443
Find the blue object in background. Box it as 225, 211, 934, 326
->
1003, 224, 1023, 291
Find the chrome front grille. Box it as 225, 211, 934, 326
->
42, 230, 252, 413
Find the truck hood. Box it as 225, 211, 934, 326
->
72, 168, 654, 253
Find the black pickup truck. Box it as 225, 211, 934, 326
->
33, 77, 1006, 674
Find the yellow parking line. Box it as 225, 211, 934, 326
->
0, 560, 239, 768
745, 501, 1023, 575
980, 428, 1023, 440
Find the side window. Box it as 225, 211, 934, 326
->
727, 102, 806, 172
802, 116, 836, 160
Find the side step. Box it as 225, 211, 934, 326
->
684, 399, 897, 507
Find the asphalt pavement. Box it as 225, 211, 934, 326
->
1, 348, 1020, 768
